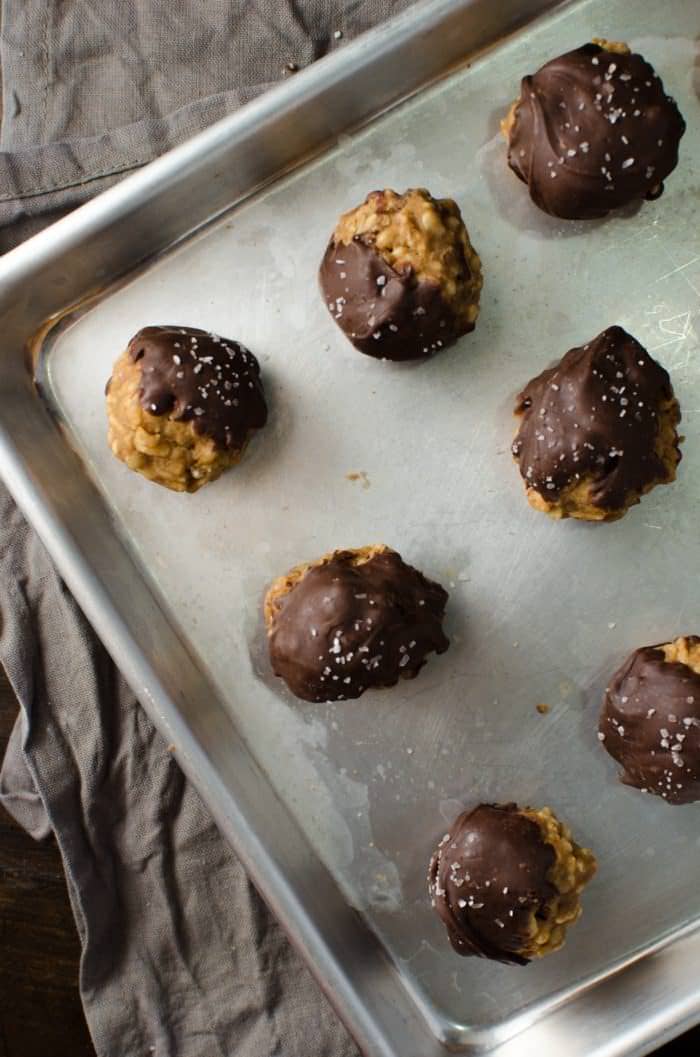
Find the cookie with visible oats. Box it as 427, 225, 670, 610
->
319, 188, 482, 361
106, 326, 267, 492
264, 545, 449, 702
428, 803, 596, 965
600, 636, 700, 804
512, 326, 681, 522
501, 39, 686, 220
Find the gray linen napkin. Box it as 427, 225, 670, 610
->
0, 2, 413, 1054
0, 0, 413, 252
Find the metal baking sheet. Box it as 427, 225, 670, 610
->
2, 0, 700, 1054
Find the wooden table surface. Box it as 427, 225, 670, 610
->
0, 663, 698, 1057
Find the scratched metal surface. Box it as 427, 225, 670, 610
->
41, 0, 700, 1039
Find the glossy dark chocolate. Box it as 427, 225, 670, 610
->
428, 804, 556, 965
319, 237, 469, 361
124, 326, 267, 449
512, 326, 679, 512
507, 42, 686, 219
600, 642, 700, 804
267, 549, 449, 702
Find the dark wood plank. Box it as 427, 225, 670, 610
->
658, 1033, 700, 1056
0, 666, 96, 1057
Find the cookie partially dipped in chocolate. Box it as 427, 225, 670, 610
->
502, 39, 686, 219
106, 326, 267, 492
428, 803, 596, 965
512, 326, 681, 521
319, 189, 482, 361
264, 545, 449, 702
600, 636, 700, 804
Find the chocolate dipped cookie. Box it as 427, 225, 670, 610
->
512, 326, 681, 521
428, 803, 596, 965
106, 326, 267, 492
502, 39, 686, 220
600, 636, 700, 804
264, 545, 449, 702
319, 189, 482, 361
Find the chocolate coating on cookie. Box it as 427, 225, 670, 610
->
506, 42, 686, 219
265, 547, 449, 702
127, 326, 267, 448
428, 805, 557, 965
320, 239, 463, 361
512, 326, 680, 515
600, 640, 700, 804
319, 189, 482, 361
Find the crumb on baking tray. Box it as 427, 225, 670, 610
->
346, 470, 370, 488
